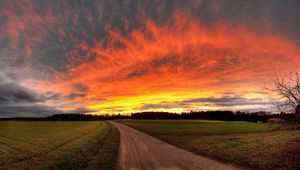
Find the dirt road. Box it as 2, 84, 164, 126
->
111, 122, 241, 170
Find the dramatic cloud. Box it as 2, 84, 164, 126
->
139, 95, 271, 112
0, 83, 43, 104
0, 104, 60, 118
181, 96, 269, 107
73, 83, 89, 92
0, 81, 61, 117
0, 0, 299, 117
66, 107, 98, 114
66, 93, 86, 100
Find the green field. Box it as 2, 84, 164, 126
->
119, 120, 300, 170
0, 121, 119, 170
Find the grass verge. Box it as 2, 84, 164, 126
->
118, 119, 300, 170
86, 122, 120, 170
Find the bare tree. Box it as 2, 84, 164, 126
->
270, 71, 300, 120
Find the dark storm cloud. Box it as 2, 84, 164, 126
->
140, 95, 270, 110
0, 83, 44, 104
73, 83, 89, 92
186, 0, 300, 43
0, 104, 60, 118
66, 107, 97, 114
0, 82, 62, 117
66, 93, 86, 100
126, 68, 148, 79
181, 96, 269, 107
44, 92, 61, 100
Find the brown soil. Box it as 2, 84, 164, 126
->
111, 122, 242, 170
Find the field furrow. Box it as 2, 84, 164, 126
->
0, 121, 119, 170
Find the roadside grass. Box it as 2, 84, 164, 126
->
119, 119, 300, 170
86, 122, 120, 170
0, 121, 119, 170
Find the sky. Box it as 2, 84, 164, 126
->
0, 0, 300, 117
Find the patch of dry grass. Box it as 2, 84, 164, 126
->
120, 120, 300, 170
158, 130, 300, 169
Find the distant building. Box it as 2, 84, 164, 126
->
267, 118, 286, 123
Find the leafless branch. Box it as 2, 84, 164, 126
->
268, 70, 300, 119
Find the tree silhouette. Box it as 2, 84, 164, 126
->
271, 71, 300, 120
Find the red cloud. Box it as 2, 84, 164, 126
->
31, 13, 300, 113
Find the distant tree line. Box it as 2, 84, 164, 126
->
131, 111, 295, 123
0, 113, 129, 121
0, 111, 296, 122
46, 113, 130, 121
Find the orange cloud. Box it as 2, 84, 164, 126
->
0, 0, 56, 49
30, 13, 300, 114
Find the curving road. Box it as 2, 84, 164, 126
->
111, 122, 241, 170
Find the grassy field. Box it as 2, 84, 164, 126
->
0, 121, 119, 170
119, 120, 300, 170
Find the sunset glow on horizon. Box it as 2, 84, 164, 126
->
0, 0, 299, 117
